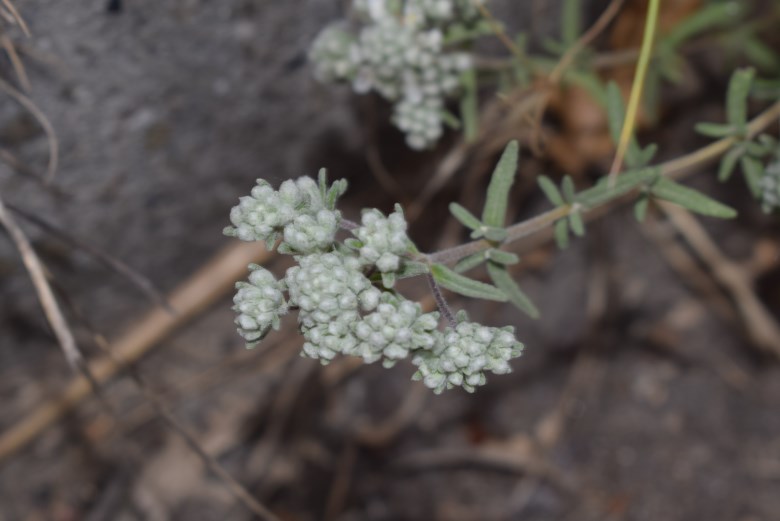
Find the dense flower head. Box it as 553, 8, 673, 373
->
225, 176, 340, 251
286, 252, 381, 362
353, 206, 410, 273
412, 321, 524, 393
761, 158, 780, 213
309, 25, 357, 82
232, 265, 288, 347
309, 0, 478, 149
404, 0, 484, 27
283, 209, 340, 253
352, 293, 440, 366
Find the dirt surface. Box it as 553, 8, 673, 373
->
1, 1, 780, 520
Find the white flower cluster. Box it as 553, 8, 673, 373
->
760, 157, 780, 213
224, 176, 341, 253
309, 0, 483, 149
354, 293, 440, 366
227, 174, 525, 393
412, 321, 523, 393
232, 265, 288, 347
352, 206, 410, 274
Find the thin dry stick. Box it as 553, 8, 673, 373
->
0, 0, 30, 36
1, 34, 31, 91
660, 203, 780, 357
0, 77, 58, 182
0, 194, 85, 374
7, 202, 172, 310
0, 240, 270, 462
89, 329, 281, 521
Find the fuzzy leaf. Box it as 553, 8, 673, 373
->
727, 68, 755, 134
568, 211, 585, 237
482, 141, 519, 227
634, 195, 650, 222
459, 68, 479, 142
740, 155, 764, 198
454, 251, 488, 273
449, 202, 482, 230
431, 263, 508, 302
638, 144, 658, 167
486, 249, 520, 265
576, 168, 660, 208
396, 261, 430, 279
554, 219, 570, 250
664, 2, 742, 49
695, 122, 736, 138
483, 227, 508, 242
538, 175, 564, 206
651, 178, 737, 218
487, 262, 539, 319
718, 146, 744, 181
561, 175, 576, 203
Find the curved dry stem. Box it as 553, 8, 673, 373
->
0, 193, 82, 372
0, 77, 58, 182
1, 0, 30, 36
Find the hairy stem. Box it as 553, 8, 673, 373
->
427, 99, 780, 265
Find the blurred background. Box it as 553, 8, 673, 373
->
1, 0, 779, 520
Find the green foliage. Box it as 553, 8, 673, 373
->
482, 140, 519, 228
649, 178, 737, 218
487, 262, 539, 319
430, 263, 507, 302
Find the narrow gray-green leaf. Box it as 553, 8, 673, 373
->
664, 2, 742, 49
396, 261, 430, 279
554, 219, 570, 250
487, 262, 539, 319
568, 211, 585, 237
561, 176, 576, 203
576, 168, 660, 208
459, 68, 479, 142
634, 195, 650, 222
638, 143, 658, 167
726, 68, 755, 134
651, 178, 737, 218
606, 81, 625, 145
695, 122, 736, 138
454, 251, 488, 273
740, 155, 764, 198
449, 202, 482, 230
483, 227, 508, 242
431, 263, 508, 302
482, 140, 519, 227
718, 146, 744, 181
538, 175, 564, 206
486, 249, 520, 265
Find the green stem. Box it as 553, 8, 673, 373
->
427, 99, 780, 265
608, 0, 660, 181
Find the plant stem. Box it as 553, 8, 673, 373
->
608, 0, 661, 182
427, 99, 780, 265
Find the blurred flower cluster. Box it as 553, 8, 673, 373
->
309, 0, 485, 149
